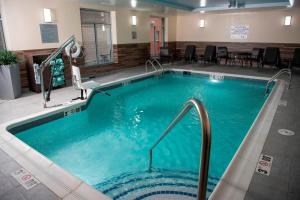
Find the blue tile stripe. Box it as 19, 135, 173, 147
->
113, 182, 203, 200
135, 190, 197, 200
100, 174, 201, 193
94, 169, 219, 189
92, 169, 220, 200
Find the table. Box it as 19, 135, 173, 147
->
228, 51, 252, 67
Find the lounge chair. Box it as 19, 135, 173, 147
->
249, 48, 264, 67
217, 46, 229, 65
183, 45, 197, 63
289, 48, 300, 69
262, 47, 281, 69
72, 66, 99, 100
199, 45, 217, 64
159, 47, 173, 63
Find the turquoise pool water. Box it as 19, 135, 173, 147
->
16, 73, 269, 199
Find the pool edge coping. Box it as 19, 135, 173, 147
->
209, 79, 284, 200
0, 69, 281, 200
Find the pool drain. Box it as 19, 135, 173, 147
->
278, 129, 295, 136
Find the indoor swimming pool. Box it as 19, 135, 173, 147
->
12, 72, 271, 199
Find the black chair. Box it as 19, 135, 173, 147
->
290, 48, 300, 69
199, 45, 217, 64
183, 45, 197, 63
249, 48, 264, 67
159, 47, 173, 63
262, 47, 281, 69
217, 46, 229, 65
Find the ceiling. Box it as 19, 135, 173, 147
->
77, 0, 298, 13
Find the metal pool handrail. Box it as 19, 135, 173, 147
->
265, 68, 292, 94
145, 57, 164, 73
150, 57, 164, 72
145, 59, 158, 72
40, 35, 76, 108
148, 98, 211, 200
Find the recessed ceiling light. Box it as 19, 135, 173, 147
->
131, 0, 137, 8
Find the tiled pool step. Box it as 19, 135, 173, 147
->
94, 169, 219, 200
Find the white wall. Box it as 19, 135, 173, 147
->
115, 10, 151, 44
1, 0, 83, 50
165, 15, 177, 42
3, 0, 298, 51
0, 0, 161, 50
176, 8, 300, 43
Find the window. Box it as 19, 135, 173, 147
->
80, 9, 112, 66
0, 13, 6, 51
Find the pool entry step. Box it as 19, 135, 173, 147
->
94, 170, 219, 200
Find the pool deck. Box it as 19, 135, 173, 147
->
0, 64, 299, 200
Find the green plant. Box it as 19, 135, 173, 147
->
0, 51, 18, 66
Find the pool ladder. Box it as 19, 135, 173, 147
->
265, 68, 292, 94
148, 98, 211, 200
145, 57, 164, 74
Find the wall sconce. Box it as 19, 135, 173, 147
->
131, 16, 137, 26
131, 0, 137, 8
284, 16, 292, 26
43, 8, 54, 23
199, 19, 205, 28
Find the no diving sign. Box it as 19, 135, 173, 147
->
11, 168, 40, 190
255, 154, 273, 176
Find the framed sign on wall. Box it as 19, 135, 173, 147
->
231, 25, 249, 39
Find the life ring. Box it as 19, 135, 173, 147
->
65, 42, 81, 58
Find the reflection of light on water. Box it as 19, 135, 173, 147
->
210, 78, 220, 83
210, 73, 224, 83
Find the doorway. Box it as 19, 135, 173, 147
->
150, 17, 164, 57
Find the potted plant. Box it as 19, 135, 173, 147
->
0, 50, 21, 99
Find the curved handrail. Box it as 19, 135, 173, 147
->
40, 35, 76, 108
148, 98, 211, 200
151, 57, 164, 71
145, 59, 158, 72
265, 68, 292, 94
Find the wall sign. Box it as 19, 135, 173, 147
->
40, 24, 59, 43
231, 25, 249, 39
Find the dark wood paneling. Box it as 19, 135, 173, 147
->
15, 43, 150, 89
176, 41, 300, 60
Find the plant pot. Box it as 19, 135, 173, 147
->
0, 64, 21, 99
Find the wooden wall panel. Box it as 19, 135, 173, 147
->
15, 41, 299, 89
15, 43, 150, 89
176, 41, 300, 60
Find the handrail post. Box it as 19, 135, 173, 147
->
265, 68, 292, 94
148, 98, 211, 200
